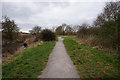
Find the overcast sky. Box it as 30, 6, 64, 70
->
2, 0, 110, 33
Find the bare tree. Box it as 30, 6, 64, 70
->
55, 25, 64, 35
93, 1, 120, 27
72, 25, 81, 32
52, 26, 56, 32
29, 26, 41, 35
77, 23, 89, 38
103, 1, 119, 21
65, 25, 73, 35
2, 16, 20, 41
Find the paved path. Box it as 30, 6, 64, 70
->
38, 37, 80, 78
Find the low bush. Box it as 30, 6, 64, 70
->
40, 29, 56, 41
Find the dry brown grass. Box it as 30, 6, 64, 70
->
2, 41, 44, 61
2, 47, 24, 61
28, 41, 43, 48
2, 35, 37, 61
76, 35, 98, 45
24, 36, 36, 44
77, 35, 107, 50
76, 35, 118, 56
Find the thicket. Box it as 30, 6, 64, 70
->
77, 1, 119, 51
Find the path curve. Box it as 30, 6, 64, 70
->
38, 37, 80, 78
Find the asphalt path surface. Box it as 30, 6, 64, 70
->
38, 37, 80, 78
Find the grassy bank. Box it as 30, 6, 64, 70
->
63, 36, 119, 78
2, 41, 56, 78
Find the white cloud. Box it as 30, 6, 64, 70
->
2, 2, 106, 33
2, 0, 112, 2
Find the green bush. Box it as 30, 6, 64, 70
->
40, 29, 56, 41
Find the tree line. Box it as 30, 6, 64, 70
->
55, 1, 120, 51
1, 17, 56, 55
77, 1, 120, 51
1, 1, 119, 55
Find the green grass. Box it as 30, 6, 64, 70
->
63, 36, 119, 78
2, 41, 56, 78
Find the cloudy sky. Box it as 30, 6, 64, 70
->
2, 0, 110, 33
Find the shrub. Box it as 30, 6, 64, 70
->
77, 26, 88, 38
40, 29, 56, 41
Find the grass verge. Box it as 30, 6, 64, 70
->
2, 41, 56, 78
63, 36, 119, 78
